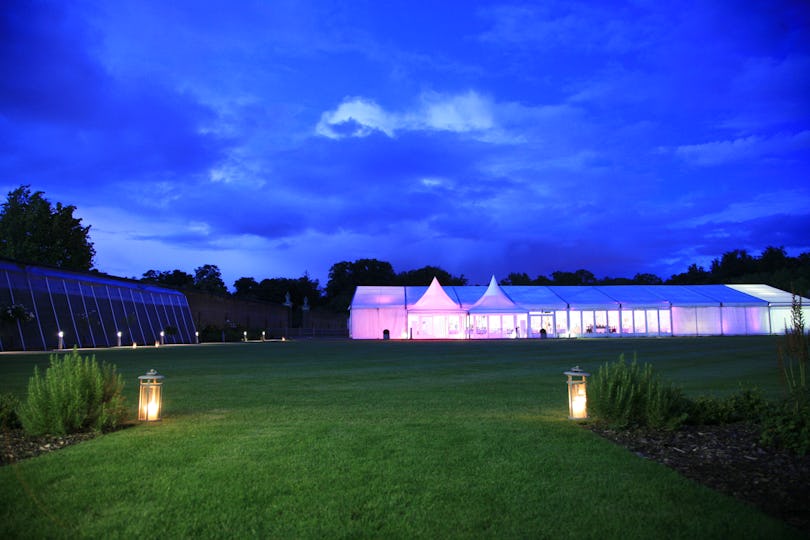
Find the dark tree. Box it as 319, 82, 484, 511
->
193, 264, 228, 295
142, 269, 194, 289
500, 272, 532, 286
710, 249, 756, 281
0, 185, 95, 271
397, 265, 467, 286
233, 277, 260, 298
668, 263, 712, 284
632, 272, 663, 285
551, 269, 596, 285
757, 246, 789, 274
255, 273, 322, 307
326, 259, 396, 311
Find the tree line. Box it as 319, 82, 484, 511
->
2, 185, 809, 314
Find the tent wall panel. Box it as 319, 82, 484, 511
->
721, 307, 748, 335
350, 308, 407, 339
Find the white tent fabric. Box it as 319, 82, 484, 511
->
469, 276, 520, 313
349, 279, 810, 339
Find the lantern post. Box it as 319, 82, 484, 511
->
564, 366, 590, 420
138, 369, 165, 421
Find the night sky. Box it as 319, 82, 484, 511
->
2, 1, 809, 289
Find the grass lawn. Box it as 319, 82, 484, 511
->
0, 337, 801, 539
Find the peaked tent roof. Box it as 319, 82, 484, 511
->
408, 277, 462, 311
469, 276, 521, 313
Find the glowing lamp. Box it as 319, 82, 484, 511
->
58, 330, 64, 350
564, 366, 590, 420
138, 369, 165, 421
117, 331, 122, 347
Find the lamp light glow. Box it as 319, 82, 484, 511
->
564, 366, 591, 420
138, 369, 164, 421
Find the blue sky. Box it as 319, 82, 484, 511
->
2, 0, 809, 289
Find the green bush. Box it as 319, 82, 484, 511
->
589, 354, 688, 430
759, 390, 810, 456
687, 386, 767, 425
0, 392, 21, 430
18, 349, 127, 436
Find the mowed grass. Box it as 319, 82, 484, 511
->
0, 337, 801, 539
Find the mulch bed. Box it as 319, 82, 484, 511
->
1, 429, 99, 466
587, 422, 810, 533
3, 424, 809, 533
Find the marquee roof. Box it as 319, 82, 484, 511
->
469, 276, 520, 313
350, 279, 807, 311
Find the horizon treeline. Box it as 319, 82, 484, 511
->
140, 246, 810, 312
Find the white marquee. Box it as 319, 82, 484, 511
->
349, 277, 809, 340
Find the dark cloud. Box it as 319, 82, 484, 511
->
0, 0, 230, 194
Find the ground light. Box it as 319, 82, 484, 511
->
138, 369, 165, 421
564, 366, 590, 420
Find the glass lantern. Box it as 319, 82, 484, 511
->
564, 366, 590, 420
138, 369, 165, 421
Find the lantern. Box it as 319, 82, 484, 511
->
564, 366, 590, 420
138, 369, 165, 421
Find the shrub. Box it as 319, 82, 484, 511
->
18, 349, 127, 436
589, 354, 688, 430
0, 392, 21, 430
760, 293, 810, 455
759, 391, 810, 456
687, 386, 767, 425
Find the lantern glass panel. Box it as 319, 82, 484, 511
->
138, 370, 164, 421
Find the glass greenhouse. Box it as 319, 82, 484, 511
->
350, 277, 809, 340
1, 259, 197, 351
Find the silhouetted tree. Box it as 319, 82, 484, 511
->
632, 272, 663, 285
193, 264, 227, 295
710, 249, 756, 281
398, 265, 467, 286
0, 185, 95, 271
551, 269, 596, 285
667, 263, 712, 285
254, 274, 322, 307
233, 277, 260, 298
326, 259, 396, 311
758, 246, 789, 274
500, 272, 532, 285
142, 269, 194, 289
